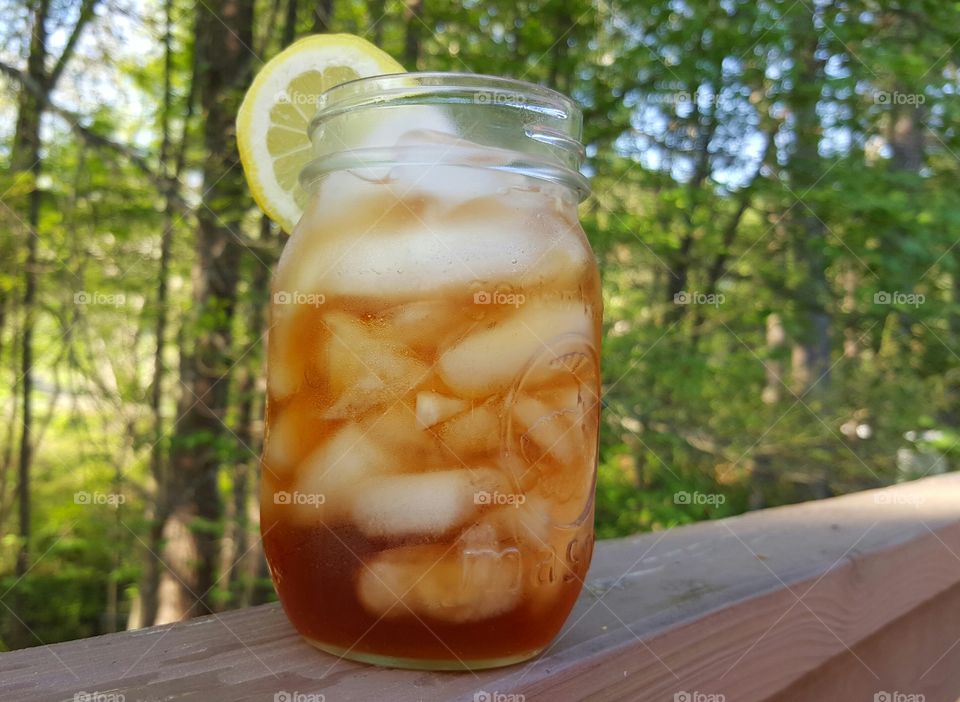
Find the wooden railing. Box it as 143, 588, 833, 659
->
3, 473, 960, 702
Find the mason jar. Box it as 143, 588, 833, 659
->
260, 73, 602, 670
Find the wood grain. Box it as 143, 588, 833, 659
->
2, 473, 960, 702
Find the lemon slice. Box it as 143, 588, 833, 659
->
237, 34, 404, 232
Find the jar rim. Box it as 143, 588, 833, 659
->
302, 72, 590, 200
308, 72, 582, 134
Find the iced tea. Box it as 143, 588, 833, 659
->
260, 75, 601, 670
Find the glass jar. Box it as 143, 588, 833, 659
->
260, 73, 602, 670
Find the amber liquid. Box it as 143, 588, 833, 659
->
260, 170, 601, 669
262, 519, 593, 663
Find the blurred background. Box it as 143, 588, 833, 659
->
0, 0, 958, 650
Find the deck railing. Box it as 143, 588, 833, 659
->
3, 472, 959, 702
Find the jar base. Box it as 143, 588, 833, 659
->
302, 635, 544, 671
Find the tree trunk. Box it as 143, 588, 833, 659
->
223, 1, 293, 609
0, 289, 9, 530
312, 0, 333, 33
665, 51, 719, 319
284, 0, 300, 44
403, 0, 423, 68
787, 4, 831, 396
156, 0, 255, 624
884, 81, 927, 354
690, 131, 774, 345
5, 0, 98, 648
547, 4, 572, 92
950, 268, 960, 427
140, 0, 192, 628
225, 217, 274, 608
889, 87, 924, 173
10, 0, 50, 591
368, 0, 385, 46
762, 313, 786, 405
841, 266, 859, 359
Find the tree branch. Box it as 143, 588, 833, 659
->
0, 59, 189, 214
47, 0, 102, 89
3, 53, 263, 253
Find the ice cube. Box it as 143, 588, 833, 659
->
481, 494, 553, 546
384, 299, 465, 351
285, 198, 591, 302
261, 418, 294, 482
437, 301, 594, 398
478, 496, 594, 615
358, 401, 441, 466
390, 165, 526, 218
530, 466, 595, 527
356, 524, 522, 623
351, 467, 507, 538
260, 396, 324, 481
511, 396, 580, 467
441, 194, 594, 295
350, 112, 458, 159
266, 302, 314, 401
520, 341, 599, 396
393, 128, 495, 157
415, 391, 467, 428
323, 376, 389, 419
510, 394, 597, 526
496, 453, 541, 494
388, 131, 533, 213
288, 223, 513, 301
283, 422, 392, 525
435, 403, 501, 460
267, 358, 299, 402
521, 241, 592, 293
307, 103, 458, 184
297, 169, 399, 236
322, 311, 428, 418
531, 380, 584, 414
267, 336, 302, 403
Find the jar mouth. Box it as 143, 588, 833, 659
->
308, 73, 582, 134
302, 72, 590, 200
